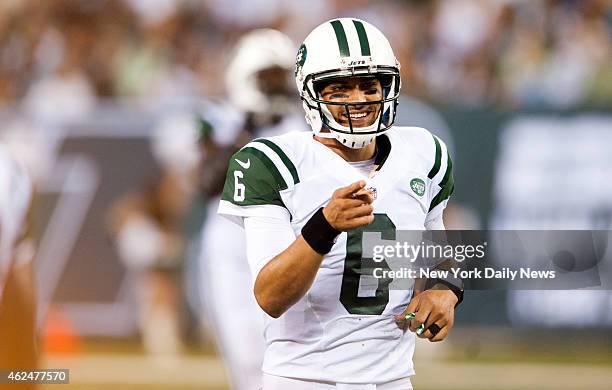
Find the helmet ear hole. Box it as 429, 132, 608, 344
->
377, 75, 393, 89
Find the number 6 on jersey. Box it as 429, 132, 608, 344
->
233, 170, 245, 202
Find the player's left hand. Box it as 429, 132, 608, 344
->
394, 286, 458, 342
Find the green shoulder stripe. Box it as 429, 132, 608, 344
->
220, 147, 287, 207
439, 150, 453, 188
429, 151, 454, 211
252, 139, 300, 185
427, 134, 442, 179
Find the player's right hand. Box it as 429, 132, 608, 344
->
323, 180, 375, 231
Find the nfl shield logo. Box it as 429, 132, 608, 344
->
366, 186, 378, 200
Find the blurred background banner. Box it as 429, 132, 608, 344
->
0, 0, 610, 389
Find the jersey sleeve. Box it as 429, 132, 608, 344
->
218, 139, 297, 226
244, 214, 296, 281
425, 134, 454, 230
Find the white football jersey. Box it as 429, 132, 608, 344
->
218, 127, 453, 383
0, 146, 33, 299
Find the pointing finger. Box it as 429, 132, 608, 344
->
336, 180, 366, 198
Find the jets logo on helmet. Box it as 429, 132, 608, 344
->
295, 44, 307, 76
295, 18, 401, 148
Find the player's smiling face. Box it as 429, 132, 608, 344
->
318, 76, 382, 128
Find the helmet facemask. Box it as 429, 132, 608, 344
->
301, 67, 401, 149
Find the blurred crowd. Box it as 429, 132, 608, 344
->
0, 0, 610, 115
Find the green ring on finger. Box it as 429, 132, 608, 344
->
416, 324, 425, 335
405, 312, 425, 334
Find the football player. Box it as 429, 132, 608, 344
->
0, 145, 36, 375
218, 18, 462, 389
196, 29, 305, 390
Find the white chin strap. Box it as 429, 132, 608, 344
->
334, 132, 376, 149
320, 105, 381, 149
314, 129, 375, 149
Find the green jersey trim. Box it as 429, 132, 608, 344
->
252, 139, 300, 185
427, 134, 442, 179
429, 151, 454, 212
374, 134, 392, 171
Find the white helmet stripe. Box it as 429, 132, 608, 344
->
332, 19, 372, 58
340, 18, 362, 58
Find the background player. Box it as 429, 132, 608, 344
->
196, 28, 306, 390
